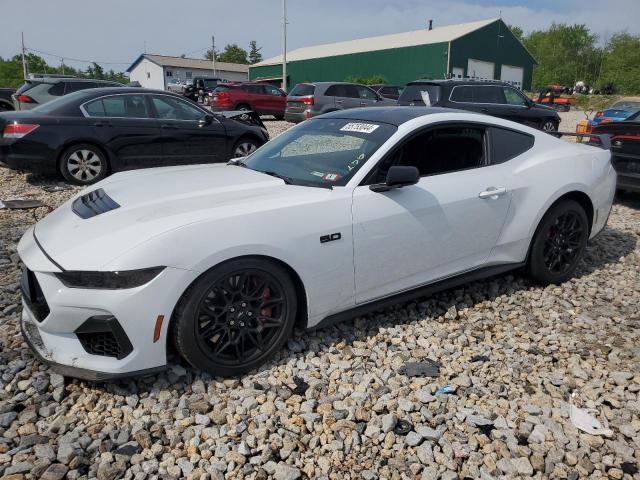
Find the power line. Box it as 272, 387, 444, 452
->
24, 46, 131, 66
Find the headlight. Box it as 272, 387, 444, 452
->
55, 267, 165, 289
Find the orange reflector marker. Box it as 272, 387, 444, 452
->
153, 315, 165, 343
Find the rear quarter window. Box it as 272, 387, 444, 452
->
490, 127, 535, 164
47, 82, 66, 96
398, 84, 441, 105
289, 84, 315, 96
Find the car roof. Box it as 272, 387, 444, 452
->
408, 79, 509, 86
75, 87, 174, 96
30, 77, 120, 84
317, 106, 463, 126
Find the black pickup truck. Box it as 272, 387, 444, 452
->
0, 88, 15, 112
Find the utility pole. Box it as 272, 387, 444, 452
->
61, 58, 65, 75
211, 35, 217, 77
21, 32, 28, 80
282, 0, 287, 92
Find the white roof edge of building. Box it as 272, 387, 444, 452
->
252, 18, 499, 67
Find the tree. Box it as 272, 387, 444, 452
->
86, 62, 105, 79
345, 74, 387, 85
509, 25, 524, 42
521, 23, 599, 89
249, 40, 263, 64
598, 33, 640, 94
217, 44, 249, 64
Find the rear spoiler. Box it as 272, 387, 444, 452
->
216, 110, 265, 130
557, 132, 612, 150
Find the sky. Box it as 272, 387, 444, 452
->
1, 0, 639, 72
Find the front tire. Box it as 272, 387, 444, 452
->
527, 199, 589, 284
59, 144, 108, 185
172, 258, 298, 376
232, 138, 260, 158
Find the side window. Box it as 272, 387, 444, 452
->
65, 81, 98, 94
450, 86, 473, 103
324, 85, 341, 96
503, 87, 528, 106
490, 127, 534, 164
473, 86, 504, 104
86, 95, 150, 118
250, 85, 266, 94
370, 125, 486, 183
357, 86, 377, 100
47, 82, 66, 96
264, 85, 284, 96
152, 96, 205, 121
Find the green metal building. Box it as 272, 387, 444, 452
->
249, 18, 536, 92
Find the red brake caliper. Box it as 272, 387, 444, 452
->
261, 287, 273, 318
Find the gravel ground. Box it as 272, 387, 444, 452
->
0, 118, 639, 480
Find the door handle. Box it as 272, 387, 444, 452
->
335, 100, 343, 104
478, 187, 507, 199
160, 123, 177, 129
479, 108, 490, 113
360, 102, 367, 106
92, 121, 105, 127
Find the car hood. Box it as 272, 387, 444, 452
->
33, 164, 327, 270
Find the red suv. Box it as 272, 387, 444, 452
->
210, 82, 287, 119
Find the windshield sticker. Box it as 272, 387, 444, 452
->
340, 122, 380, 134
420, 90, 431, 106
310, 171, 325, 177
322, 173, 342, 182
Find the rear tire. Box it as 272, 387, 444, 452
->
172, 258, 298, 376
527, 199, 589, 285
236, 104, 250, 111
541, 120, 558, 133
59, 144, 108, 185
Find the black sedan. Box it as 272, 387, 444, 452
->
0, 88, 269, 185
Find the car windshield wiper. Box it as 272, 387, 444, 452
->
227, 158, 248, 168
262, 171, 294, 184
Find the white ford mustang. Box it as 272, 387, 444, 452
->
18, 107, 616, 380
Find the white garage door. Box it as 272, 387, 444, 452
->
467, 59, 494, 80
500, 65, 524, 89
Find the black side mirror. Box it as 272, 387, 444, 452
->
370, 166, 420, 192
199, 114, 214, 126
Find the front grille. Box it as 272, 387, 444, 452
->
72, 188, 120, 219
75, 316, 133, 360
20, 268, 50, 322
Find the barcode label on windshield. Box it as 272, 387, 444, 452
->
340, 123, 380, 134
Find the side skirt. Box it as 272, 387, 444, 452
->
309, 262, 525, 331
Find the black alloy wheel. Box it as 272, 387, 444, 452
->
542, 211, 585, 275
527, 199, 589, 284
173, 258, 297, 376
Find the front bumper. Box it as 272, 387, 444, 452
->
17, 228, 199, 380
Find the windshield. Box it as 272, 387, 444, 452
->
241, 118, 396, 187
399, 84, 441, 105
610, 101, 640, 111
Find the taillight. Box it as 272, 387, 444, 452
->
600, 119, 612, 124
16, 95, 36, 104
594, 111, 603, 118
3, 123, 40, 139
301, 96, 314, 105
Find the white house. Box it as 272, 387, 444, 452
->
127, 54, 249, 90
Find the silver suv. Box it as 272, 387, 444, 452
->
285, 82, 396, 123
13, 76, 122, 110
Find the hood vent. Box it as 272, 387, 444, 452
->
72, 188, 120, 219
